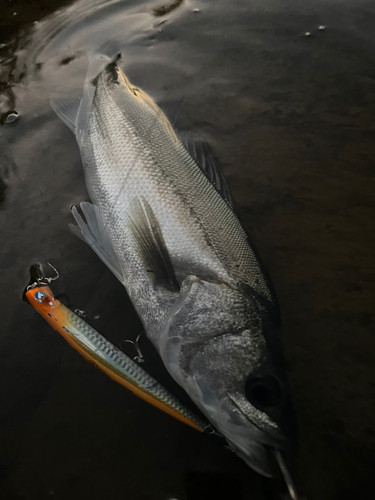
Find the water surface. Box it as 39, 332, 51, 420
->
1, 1, 375, 499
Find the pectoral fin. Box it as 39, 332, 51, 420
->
50, 95, 81, 134
70, 202, 124, 283
127, 197, 179, 292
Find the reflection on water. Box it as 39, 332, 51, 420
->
1, 0, 375, 499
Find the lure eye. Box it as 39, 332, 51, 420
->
245, 375, 282, 410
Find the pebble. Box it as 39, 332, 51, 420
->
4, 112, 19, 124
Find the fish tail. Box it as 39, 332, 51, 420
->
86, 42, 122, 83
85, 52, 112, 82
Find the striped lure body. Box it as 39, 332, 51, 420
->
25, 283, 205, 432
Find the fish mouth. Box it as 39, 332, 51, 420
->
223, 425, 289, 477
238, 445, 299, 499
235, 442, 280, 477
217, 396, 292, 477
214, 413, 290, 477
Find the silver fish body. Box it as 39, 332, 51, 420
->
51, 54, 296, 476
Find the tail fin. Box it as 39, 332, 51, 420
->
50, 49, 122, 135
85, 40, 122, 82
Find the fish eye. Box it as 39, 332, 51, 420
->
244, 375, 282, 410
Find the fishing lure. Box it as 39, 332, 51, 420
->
24, 263, 301, 500
24, 263, 206, 432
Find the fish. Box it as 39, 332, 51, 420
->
24, 262, 206, 433
51, 53, 297, 477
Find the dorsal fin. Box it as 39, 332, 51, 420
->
182, 138, 235, 210
127, 197, 179, 292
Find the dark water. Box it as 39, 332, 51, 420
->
1, 0, 375, 499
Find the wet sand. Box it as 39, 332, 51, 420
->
1, 1, 374, 499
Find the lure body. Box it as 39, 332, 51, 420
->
25, 284, 205, 432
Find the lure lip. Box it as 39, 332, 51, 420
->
28, 262, 45, 283
23, 262, 60, 300
22, 262, 46, 302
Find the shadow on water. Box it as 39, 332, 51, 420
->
0, 177, 7, 209
1, 0, 375, 499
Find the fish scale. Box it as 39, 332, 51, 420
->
88, 68, 272, 304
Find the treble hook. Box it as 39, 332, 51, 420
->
120, 333, 145, 363
45, 262, 60, 282
204, 424, 222, 437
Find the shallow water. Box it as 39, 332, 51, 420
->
1, 0, 375, 499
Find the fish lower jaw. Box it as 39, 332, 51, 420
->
212, 422, 281, 477
235, 447, 276, 478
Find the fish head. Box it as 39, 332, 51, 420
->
162, 277, 297, 477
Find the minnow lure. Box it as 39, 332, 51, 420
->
24, 263, 206, 432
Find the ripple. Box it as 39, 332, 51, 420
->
15, 0, 188, 84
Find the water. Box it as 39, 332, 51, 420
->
1, 0, 375, 498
